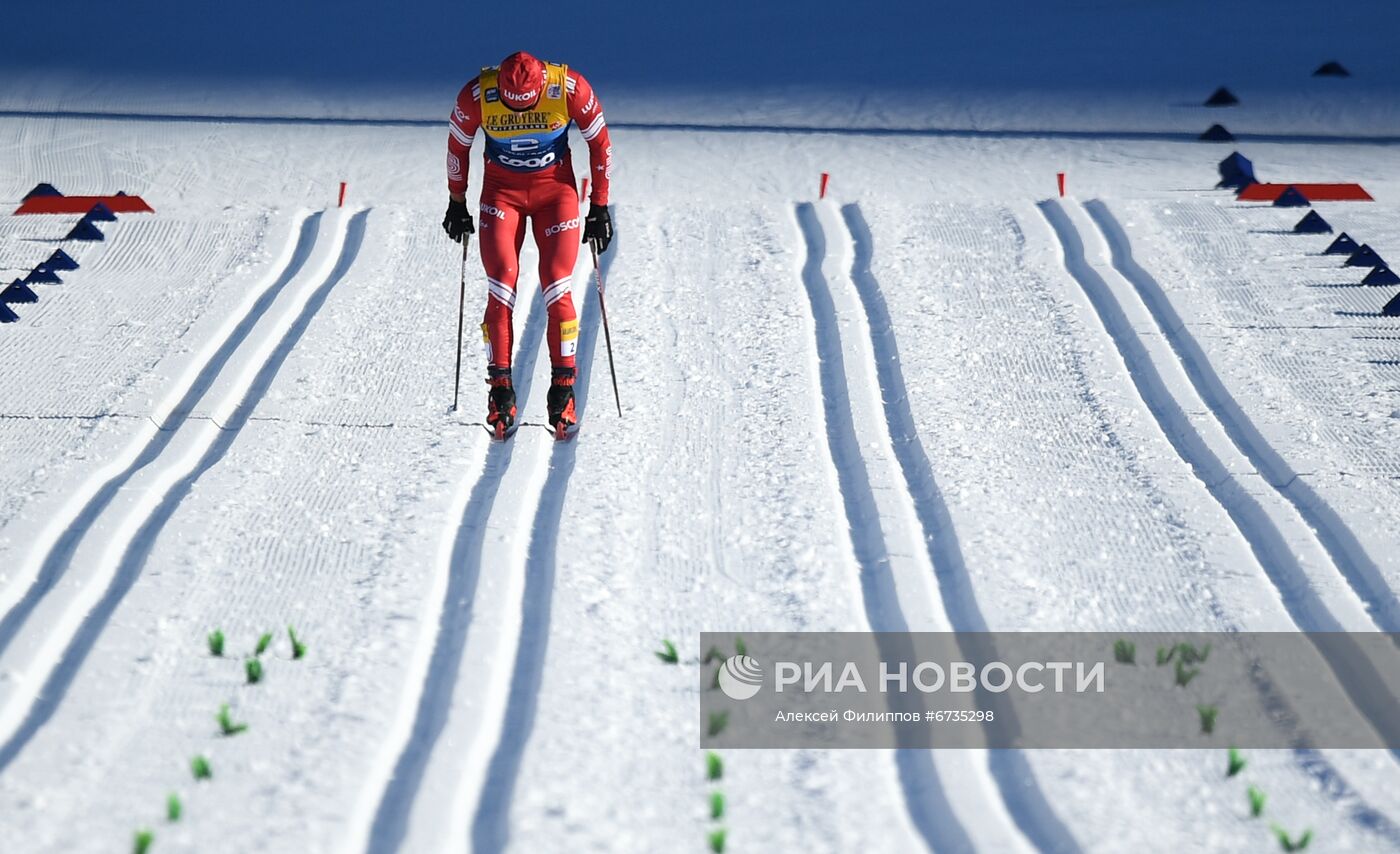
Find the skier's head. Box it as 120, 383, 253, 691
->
498, 51, 546, 111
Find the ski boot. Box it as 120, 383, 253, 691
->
486, 368, 516, 440
546, 367, 577, 440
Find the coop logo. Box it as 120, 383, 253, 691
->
498, 151, 556, 169
718, 655, 764, 701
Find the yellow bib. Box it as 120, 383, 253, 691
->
479, 62, 572, 171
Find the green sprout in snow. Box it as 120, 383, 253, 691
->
710, 791, 726, 820
1249, 785, 1267, 818
734, 637, 746, 656
167, 793, 182, 822
1174, 658, 1199, 688
134, 829, 154, 854
218, 704, 248, 736
1178, 642, 1211, 665
245, 658, 263, 685
191, 755, 212, 780
706, 752, 724, 781
1227, 747, 1246, 778
255, 632, 273, 656
208, 629, 225, 657
1156, 646, 1175, 666
708, 828, 727, 853
1197, 705, 1219, 735
1113, 640, 1135, 665
655, 640, 679, 665
703, 646, 725, 665
288, 626, 307, 660
1271, 825, 1312, 852
707, 712, 729, 738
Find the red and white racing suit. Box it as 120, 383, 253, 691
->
447, 63, 613, 375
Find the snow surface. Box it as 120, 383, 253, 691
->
1, 1, 1399, 852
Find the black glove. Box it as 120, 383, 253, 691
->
582, 204, 612, 254
443, 199, 474, 243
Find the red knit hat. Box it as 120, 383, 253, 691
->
498, 51, 546, 109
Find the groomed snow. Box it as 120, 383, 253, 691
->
0, 2, 1399, 850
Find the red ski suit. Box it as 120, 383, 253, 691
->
447, 65, 613, 374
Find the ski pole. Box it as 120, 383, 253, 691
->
590, 240, 623, 418
451, 237, 469, 412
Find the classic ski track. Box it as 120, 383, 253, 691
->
1072, 199, 1400, 842
836, 201, 1084, 854
361, 240, 567, 854
0, 210, 317, 629
1039, 199, 1400, 825
796, 201, 1080, 854
1083, 199, 1400, 630
469, 232, 614, 854
0, 208, 367, 769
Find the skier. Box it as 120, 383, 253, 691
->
442, 50, 614, 439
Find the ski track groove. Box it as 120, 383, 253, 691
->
0, 208, 369, 771
1039, 198, 1400, 842
1081, 199, 1400, 843
468, 233, 614, 854
0, 210, 318, 694
1083, 199, 1400, 632
364, 253, 553, 854
797, 200, 1038, 854
0, 210, 317, 635
839, 202, 1082, 854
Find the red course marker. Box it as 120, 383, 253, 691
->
819, 172, 830, 199
338, 182, 347, 207
15, 195, 154, 215
1057, 172, 1066, 197
1237, 183, 1372, 202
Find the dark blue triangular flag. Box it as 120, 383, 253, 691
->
1346, 244, 1385, 268
1217, 151, 1257, 190
2, 280, 39, 304
1385, 292, 1400, 317
1274, 186, 1310, 207
1362, 265, 1400, 286
44, 249, 79, 271
85, 202, 116, 222
65, 218, 104, 241
1205, 87, 1240, 106
0, 302, 17, 323
1200, 124, 1234, 141
1313, 61, 1350, 78
1325, 233, 1359, 255
22, 183, 61, 201
1293, 211, 1331, 234
24, 267, 61, 285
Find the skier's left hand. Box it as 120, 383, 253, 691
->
583, 204, 612, 254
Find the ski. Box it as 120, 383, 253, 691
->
476, 420, 575, 441
481, 422, 519, 441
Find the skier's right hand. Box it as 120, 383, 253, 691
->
443, 199, 474, 243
